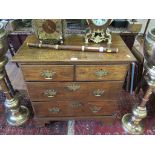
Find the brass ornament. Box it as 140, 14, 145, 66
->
41, 70, 56, 79
122, 27, 155, 134
66, 83, 80, 91
42, 20, 56, 34
90, 106, 102, 113
122, 65, 155, 135
85, 29, 112, 44
48, 107, 60, 114
44, 89, 57, 98
4, 97, 30, 126
70, 101, 82, 108
0, 23, 29, 126
95, 70, 108, 79
0, 23, 8, 58
93, 89, 104, 97
85, 19, 112, 44
0, 57, 8, 72
32, 19, 66, 44
122, 106, 147, 134
144, 27, 155, 65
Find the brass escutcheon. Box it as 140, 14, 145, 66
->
66, 83, 80, 91
93, 89, 104, 97
90, 106, 102, 113
48, 107, 60, 113
44, 89, 57, 98
95, 70, 108, 79
41, 70, 56, 79
70, 101, 82, 108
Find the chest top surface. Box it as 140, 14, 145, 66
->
12, 34, 137, 64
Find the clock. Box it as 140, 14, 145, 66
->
85, 19, 112, 44
32, 19, 66, 44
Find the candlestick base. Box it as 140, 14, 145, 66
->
122, 113, 144, 134
4, 96, 29, 126
122, 106, 147, 134
6, 105, 29, 126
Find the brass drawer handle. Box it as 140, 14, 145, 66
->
95, 70, 108, 79
90, 106, 102, 113
48, 107, 60, 114
66, 83, 80, 91
44, 89, 57, 98
41, 70, 56, 79
93, 89, 104, 97
70, 101, 82, 108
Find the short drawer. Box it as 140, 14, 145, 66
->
21, 65, 74, 81
27, 81, 123, 101
32, 100, 118, 117
76, 65, 128, 81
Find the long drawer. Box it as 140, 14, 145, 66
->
27, 81, 123, 101
21, 65, 74, 81
76, 65, 128, 81
32, 100, 118, 117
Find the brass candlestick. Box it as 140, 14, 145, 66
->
122, 27, 155, 134
0, 22, 29, 126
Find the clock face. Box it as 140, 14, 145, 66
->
42, 20, 56, 34
92, 19, 108, 26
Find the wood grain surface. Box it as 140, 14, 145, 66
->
21, 65, 74, 81
11, 34, 136, 126
32, 100, 118, 117
26, 81, 123, 101
76, 64, 128, 81
12, 34, 137, 64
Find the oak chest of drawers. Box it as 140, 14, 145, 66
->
12, 34, 136, 126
